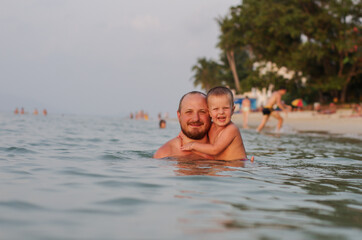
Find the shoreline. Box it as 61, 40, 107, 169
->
232, 109, 362, 136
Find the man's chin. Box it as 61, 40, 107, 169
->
181, 129, 206, 140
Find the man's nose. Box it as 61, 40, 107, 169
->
191, 112, 200, 121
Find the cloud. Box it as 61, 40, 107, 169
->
131, 15, 161, 31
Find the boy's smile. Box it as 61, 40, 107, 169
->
208, 95, 234, 127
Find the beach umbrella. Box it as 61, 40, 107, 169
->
292, 98, 307, 107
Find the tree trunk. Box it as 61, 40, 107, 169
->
340, 76, 352, 103
340, 64, 357, 103
318, 90, 324, 103
226, 50, 241, 92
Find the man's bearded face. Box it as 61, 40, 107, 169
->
178, 94, 211, 140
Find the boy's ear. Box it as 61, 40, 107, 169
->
232, 105, 235, 114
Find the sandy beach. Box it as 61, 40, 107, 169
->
233, 109, 362, 136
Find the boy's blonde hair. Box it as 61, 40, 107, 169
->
207, 86, 234, 106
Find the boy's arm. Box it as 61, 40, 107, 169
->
181, 125, 238, 155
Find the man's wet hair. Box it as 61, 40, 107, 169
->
178, 91, 206, 112
206, 86, 234, 106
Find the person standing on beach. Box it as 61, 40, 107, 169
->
180, 87, 248, 161
241, 96, 251, 129
256, 86, 290, 132
153, 91, 212, 159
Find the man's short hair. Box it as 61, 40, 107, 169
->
206, 86, 234, 105
178, 91, 206, 112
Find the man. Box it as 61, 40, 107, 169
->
153, 91, 211, 159
256, 87, 290, 132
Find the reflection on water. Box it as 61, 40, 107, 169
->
0, 113, 361, 240
172, 158, 247, 176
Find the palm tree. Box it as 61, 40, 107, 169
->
191, 58, 222, 91
217, 16, 242, 93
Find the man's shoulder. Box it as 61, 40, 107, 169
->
153, 137, 179, 159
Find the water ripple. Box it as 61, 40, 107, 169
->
59, 169, 109, 179
96, 197, 152, 206
0, 200, 44, 210
0, 147, 36, 154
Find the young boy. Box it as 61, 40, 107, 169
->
180, 86, 252, 161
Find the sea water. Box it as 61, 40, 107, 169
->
0, 112, 361, 240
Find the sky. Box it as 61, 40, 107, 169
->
0, 0, 239, 118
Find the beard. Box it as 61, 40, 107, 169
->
180, 122, 208, 140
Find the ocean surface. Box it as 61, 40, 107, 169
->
0, 112, 361, 240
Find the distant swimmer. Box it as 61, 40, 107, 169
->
180, 86, 249, 161
159, 119, 166, 128
20, 107, 25, 115
43, 109, 48, 116
256, 86, 290, 133
33, 108, 39, 115
14, 108, 19, 114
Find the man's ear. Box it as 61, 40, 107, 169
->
177, 111, 181, 120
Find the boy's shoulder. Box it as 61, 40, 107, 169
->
227, 121, 239, 130
226, 122, 242, 136
218, 121, 240, 135
210, 122, 240, 135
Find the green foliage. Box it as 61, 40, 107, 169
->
193, 0, 362, 103
191, 58, 224, 91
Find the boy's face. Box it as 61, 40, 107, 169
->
208, 94, 234, 127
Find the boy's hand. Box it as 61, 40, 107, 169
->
178, 132, 185, 146
180, 142, 194, 151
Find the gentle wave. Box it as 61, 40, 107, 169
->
96, 197, 153, 206
0, 200, 45, 210
0, 147, 36, 154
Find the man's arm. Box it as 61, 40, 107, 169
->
181, 124, 237, 155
